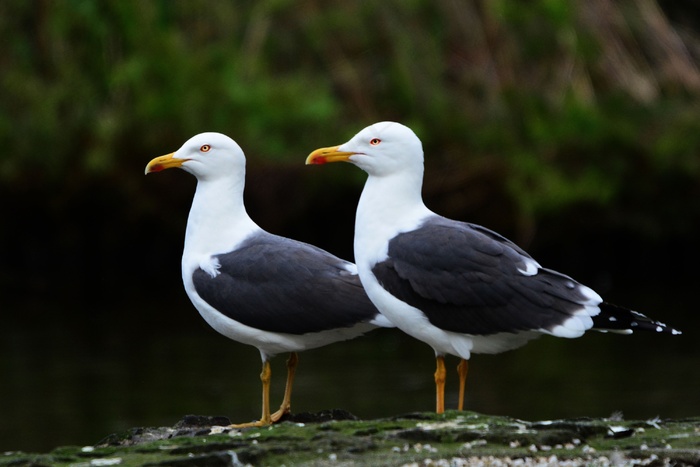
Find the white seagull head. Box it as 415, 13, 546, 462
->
306, 121, 424, 177
145, 132, 246, 181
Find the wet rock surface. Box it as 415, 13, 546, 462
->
3, 411, 700, 466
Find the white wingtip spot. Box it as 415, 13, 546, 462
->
578, 284, 603, 305
548, 324, 585, 338
342, 262, 359, 275
547, 302, 599, 338
583, 304, 601, 318
517, 259, 540, 276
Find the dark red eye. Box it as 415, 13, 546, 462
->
200, 144, 211, 153
370, 138, 381, 146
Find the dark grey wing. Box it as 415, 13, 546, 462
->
372, 216, 597, 335
464, 222, 535, 260
192, 233, 380, 335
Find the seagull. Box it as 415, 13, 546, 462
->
145, 132, 390, 427
306, 121, 681, 414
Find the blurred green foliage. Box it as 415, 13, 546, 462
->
1, 0, 699, 224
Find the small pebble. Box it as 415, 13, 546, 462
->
90, 459, 122, 466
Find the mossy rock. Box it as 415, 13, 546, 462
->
2, 411, 699, 466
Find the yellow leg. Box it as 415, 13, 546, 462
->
457, 359, 468, 411
271, 352, 299, 422
228, 360, 273, 428
434, 355, 446, 414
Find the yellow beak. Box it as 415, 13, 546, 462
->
305, 145, 355, 165
144, 152, 186, 174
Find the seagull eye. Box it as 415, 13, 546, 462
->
200, 145, 211, 153
370, 138, 381, 146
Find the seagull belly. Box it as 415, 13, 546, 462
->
187, 288, 376, 358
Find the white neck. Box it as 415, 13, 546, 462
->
183, 176, 260, 259
354, 170, 432, 266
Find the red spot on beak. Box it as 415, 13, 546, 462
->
149, 164, 165, 172
311, 157, 327, 165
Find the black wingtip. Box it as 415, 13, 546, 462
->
594, 302, 682, 335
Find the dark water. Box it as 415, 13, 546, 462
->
1, 284, 696, 453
